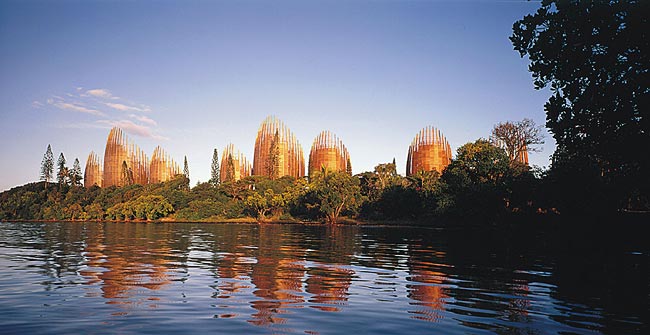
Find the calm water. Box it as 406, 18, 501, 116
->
0, 221, 647, 334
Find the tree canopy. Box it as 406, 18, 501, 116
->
308, 169, 362, 224
511, 0, 649, 210
491, 118, 543, 165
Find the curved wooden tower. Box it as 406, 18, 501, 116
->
253, 116, 305, 179
406, 126, 452, 176
103, 127, 130, 187
220, 143, 252, 182
308, 130, 351, 176
129, 144, 149, 185
84, 151, 103, 187
150, 146, 181, 184
103, 127, 149, 187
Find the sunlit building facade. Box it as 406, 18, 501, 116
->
220, 143, 252, 182
406, 126, 452, 175
252, 116, 305, 179
149, 146, 181, 184
83, 151, 103, 188
308, 130, 351, 177
85, 127, 181, 187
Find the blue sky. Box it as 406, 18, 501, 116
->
0, 0, 551, 191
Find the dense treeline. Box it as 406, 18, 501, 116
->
1, 139, 548, 224
3, 1, 648, 223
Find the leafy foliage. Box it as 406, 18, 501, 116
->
245, 189, 285, 221
306, 170, 362, 224
5, 135, 549, 223
511, 0, 649, 211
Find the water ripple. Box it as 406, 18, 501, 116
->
0, 221, 648, 334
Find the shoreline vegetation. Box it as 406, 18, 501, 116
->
3, 2, 648, 226
2, 139, 572, 226
1, 156, 647, 227
3, 123, 649, 226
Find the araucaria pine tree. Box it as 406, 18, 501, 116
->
210, 148, 220, 185
225, 154, 236, 183
40, 144, 54, 189
346, 157, 352, 175
57, 153, 68, 187
121, 161, 134, 186
266, 130, 280, 180
184, 156, 189, 179
70, 158, 83, 186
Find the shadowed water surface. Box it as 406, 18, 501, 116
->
0, 221, 647, 334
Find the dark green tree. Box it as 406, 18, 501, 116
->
511, 0, 649, 210
40, 144, 54, 189
407, 170, 441, 193
244, 189, 285, 222
183, 156, 189, 179
309, 170, 362, 224
374, 161, 398, 189
441, 140, 511, 217
56, 153, 68, 187
227, 154, 236, 182
346, 157, 352, 175
121, 161, 134, 186
70, 158, 83, 186
266, 130, 280, 179
210, 148, 220, 185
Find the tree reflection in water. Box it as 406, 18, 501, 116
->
79, 223, 174, 310
2, 221, 646, 334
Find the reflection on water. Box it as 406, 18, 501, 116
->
79, 224, 174, 308
0, 221, 647, 334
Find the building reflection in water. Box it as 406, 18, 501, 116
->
305, 225, 355, 312
247, 225, 306, 327
72, 222, 495, 327
79, 223, 174, 311
306, 264, 354, 312
207, 224, 358, 328
407, 247, 449, 323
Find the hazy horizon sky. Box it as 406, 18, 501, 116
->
0, 0, 553, 192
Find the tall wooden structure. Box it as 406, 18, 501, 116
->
150, 146, 181, 184
220, 143, 252, 182
308, 130, 351, 176
406, 126, 452, 176
130, 145, 149, 185
84, 151, 103, 187
253, 116, 305, 179
102, 127, 150, 187
103, 127, 131, 187
86, 127, 181, 187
